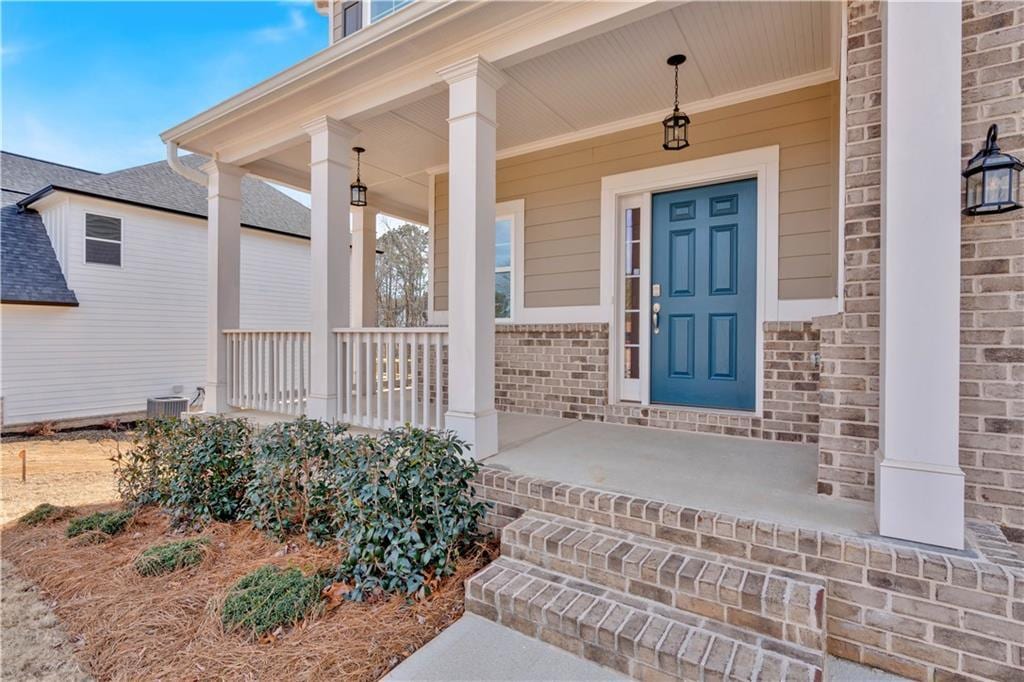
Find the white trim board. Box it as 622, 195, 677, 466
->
600, 146, 782, 415
425, 69, 837, 176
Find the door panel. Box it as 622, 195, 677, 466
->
650, 179, 757, 410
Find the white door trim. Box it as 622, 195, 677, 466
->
600, 146, 780, 414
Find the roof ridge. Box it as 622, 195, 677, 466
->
1, 150, 101, 176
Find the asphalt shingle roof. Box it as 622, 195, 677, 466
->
1, 151, 311, 305
1, 189, 78, 305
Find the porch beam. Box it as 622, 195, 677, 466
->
202, 160, 245, 413
303, 115, 357, 420
876, 2, 963, 549
439, 55, 505, 458
350, 205, 378, 327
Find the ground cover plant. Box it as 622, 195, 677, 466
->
134, 538, 209, 576
18, 503, 74, 526
66, 509, 133, 539
221, 565, 324, 637
1, 504, 495, 680
113, 417, 489, 602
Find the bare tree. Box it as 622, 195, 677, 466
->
376, 222, 428, 327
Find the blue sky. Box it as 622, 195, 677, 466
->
2, 1, 327, 173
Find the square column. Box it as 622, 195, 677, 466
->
438, 55, 505, 458
350, 205, 378, 327
303, 116, 357, 420
202, 160, 244, 413
877, 1, 964, 549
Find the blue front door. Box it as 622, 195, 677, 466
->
650, 179, 757, 410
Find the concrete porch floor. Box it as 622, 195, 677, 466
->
486, 413, 876, 535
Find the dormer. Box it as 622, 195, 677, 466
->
317, 0, 413, 44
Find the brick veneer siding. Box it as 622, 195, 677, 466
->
818, 1, 1024, 539
959, 0, 1024, 540
816, 0, 882, 503
495, 322, 821, 444
474, 467, 1024, 682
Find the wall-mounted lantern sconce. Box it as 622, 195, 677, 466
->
963, 124, 1022, 216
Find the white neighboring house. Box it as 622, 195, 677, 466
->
0, 151, 312, 427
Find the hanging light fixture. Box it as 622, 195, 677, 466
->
962, 124, 1022, 216
350, 146, 368, 207
662, 54, 690, 151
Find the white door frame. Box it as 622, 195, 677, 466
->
600, 146, 780, 415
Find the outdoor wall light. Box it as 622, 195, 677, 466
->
963, 124, 1022, 216
662, 54, 690, 151
350, 146, 368, 207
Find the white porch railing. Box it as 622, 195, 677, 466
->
224, 330, 310, 415
334, 328, 448, 430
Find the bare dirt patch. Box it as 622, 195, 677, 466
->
2, 505, 494, 681
1, 432, 122, 524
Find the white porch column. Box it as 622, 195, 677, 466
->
350, 205, 378, 327
303, 116, 357, 420
876, 2, 963, 549
202, 160, 245, 413
439, 56, 505, 458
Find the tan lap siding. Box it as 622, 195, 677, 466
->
433, 81, 840, 311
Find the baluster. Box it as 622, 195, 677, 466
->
422, 333, 430, 427
344, 334, 352, 424
410, 333, 419, 428
364, 332, 373, 428
385, 333, 393, 427
435, 333, 443, 429
399, 333, 407, 425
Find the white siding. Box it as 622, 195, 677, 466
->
1, 196, 311, 425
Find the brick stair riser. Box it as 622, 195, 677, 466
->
503, 514, 826, 652
466, 558, 823, 682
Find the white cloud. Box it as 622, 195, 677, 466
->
251, 8, 308, 44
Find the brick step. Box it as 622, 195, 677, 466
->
502, 510, 827, 653
465, 556, 824, 681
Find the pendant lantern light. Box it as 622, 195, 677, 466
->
662, 54, 690, 151
350, 146, 368, 207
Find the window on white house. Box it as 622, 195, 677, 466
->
495, 216, 512, 319
84, 213, 122, 266
370, 0, 412, 23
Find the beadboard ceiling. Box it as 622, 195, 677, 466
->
259, 1, 839, 221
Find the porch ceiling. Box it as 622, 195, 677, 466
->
247, 1, 840, 220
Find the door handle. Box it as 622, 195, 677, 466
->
652, 303, 661, 335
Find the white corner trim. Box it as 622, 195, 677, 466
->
426, 68, 836, 176
426, 173, 437, 320
600, 145, 782, 416
777, 297, 842, 321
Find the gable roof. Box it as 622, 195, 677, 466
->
1, 151, 311, 306
1, 189, 78, 306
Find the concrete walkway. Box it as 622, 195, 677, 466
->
385, 615, 908, 682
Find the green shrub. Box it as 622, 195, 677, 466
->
66, 510, 134, 539
19, 503, 72, 526
113, 416, 253, 528
243, 418, 350, 543
333, 426, 488, 601
134, 538, 209, 576
221, 565, 323, 637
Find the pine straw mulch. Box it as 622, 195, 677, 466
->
1, 504, 496, 681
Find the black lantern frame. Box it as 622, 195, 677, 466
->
962, 124, 1022, 216
350, 146, 368, 207
662, 54, 690, 151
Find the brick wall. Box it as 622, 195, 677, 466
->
959, 0, 1024, 541
818, 1, 1024, 538
474, 467, 1024, 682
816, 0, 882, 503
495, 322, 820, 444
494, 324, 608, 420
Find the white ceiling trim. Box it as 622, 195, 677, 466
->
426, 66, 838, 176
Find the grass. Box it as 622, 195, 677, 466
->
134, 538, 209, 576
221, 565, 324, 637
65, 510, 134, 539
18, 503, 73, 526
